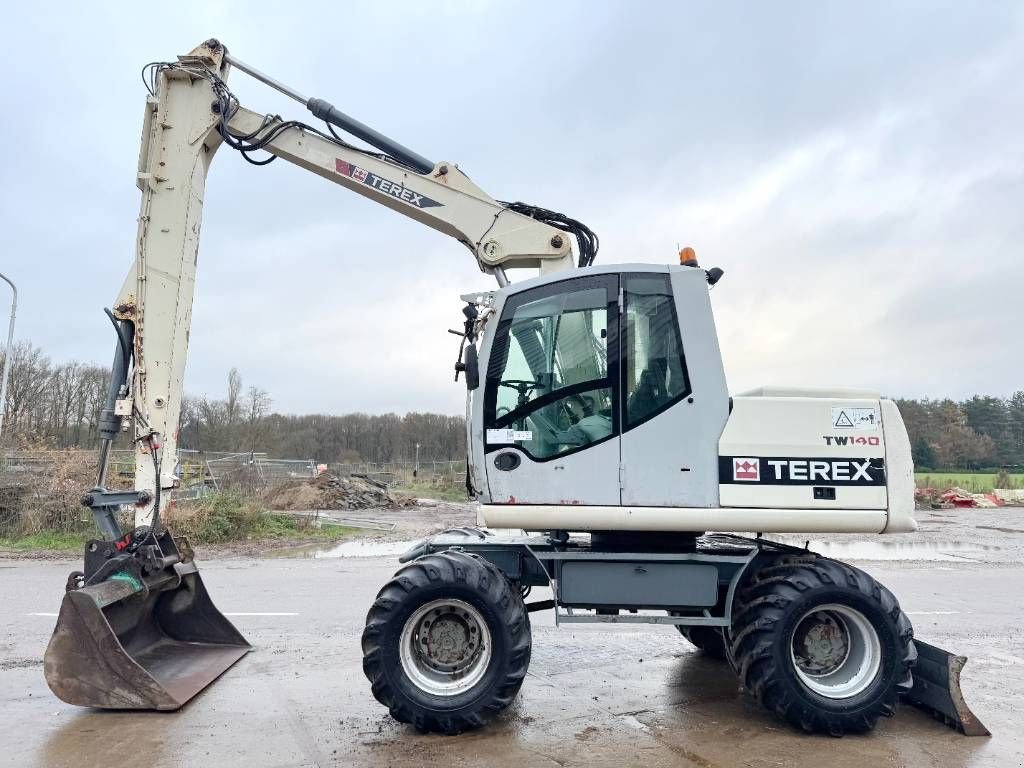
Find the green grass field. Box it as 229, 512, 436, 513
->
0, 531, 89, 552
0, 493, 357, 553
396, 481, 469, 503
915, 472, 1024, 493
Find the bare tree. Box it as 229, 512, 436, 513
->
244, 386, 271, 455
225, 368, 242, 430
0, 341, 52, 441
76, 365, 109, 446
196, 397, 228, 451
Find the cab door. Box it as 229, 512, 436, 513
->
483, 273, 621, 505
618, 269, 729, 507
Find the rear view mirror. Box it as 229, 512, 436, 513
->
463, 344, 479, 390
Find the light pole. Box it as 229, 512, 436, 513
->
0, 272, 16, 446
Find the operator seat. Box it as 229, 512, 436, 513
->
627, 357, 669, 422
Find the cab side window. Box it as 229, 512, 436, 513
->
624, 274, 689, 429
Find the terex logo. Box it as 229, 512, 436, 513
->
733, 457, 759, 481
719, 456, 886, 486
767, 459, 873, 483
335, 159, 443, 208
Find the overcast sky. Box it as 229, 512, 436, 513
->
1, 2, 1021, 416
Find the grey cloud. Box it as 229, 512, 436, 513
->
1, 1, 1020, 415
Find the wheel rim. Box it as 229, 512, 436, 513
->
789, 603, 881, 699
399, 598, 492, 696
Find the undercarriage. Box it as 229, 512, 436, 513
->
361, 528, 989, 736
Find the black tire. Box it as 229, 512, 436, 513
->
676, 625, 729, 661
729, 555, 915, 736
362, 550, 531, 735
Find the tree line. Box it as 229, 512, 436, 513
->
177, 378, 465, 464
0, 342, 109, 448
895, 395, 1024, 471
2, 340, 1021, 469
0, 342, 465, 463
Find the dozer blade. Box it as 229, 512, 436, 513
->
44, 555, 250, 710
904, 639, 989, 736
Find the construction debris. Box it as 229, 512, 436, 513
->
939, 488, 1001, 508
993, 488, 1024, 505
265, 472, 416, 511
916, 486, 1024, 509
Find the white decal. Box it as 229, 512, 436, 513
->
487, 429, 532, 444
487, 429, 515, 444
764, 459, 880, 483
831, 406, 879, 430
850, 461, 872, 481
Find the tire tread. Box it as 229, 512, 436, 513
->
729, 554, 915, 735
362, 549, 531, 735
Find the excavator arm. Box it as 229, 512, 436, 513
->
102, 39, 589, 532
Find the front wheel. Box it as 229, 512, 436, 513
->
730, 557, 915, 735
362, 550, 531, 734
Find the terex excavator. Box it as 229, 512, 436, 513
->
45, 39, 987, 737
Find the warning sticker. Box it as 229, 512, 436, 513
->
486, 429, 533, 444
831, 406, 880, 430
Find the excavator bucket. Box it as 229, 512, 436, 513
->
44, 532, 250, 710
903, 640, 989, 736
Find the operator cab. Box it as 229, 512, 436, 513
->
468, 263, 730, 508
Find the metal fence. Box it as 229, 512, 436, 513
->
0, 449, 463, 537
203, 453, 316, 495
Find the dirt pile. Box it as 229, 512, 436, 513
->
265, 473, 415, 511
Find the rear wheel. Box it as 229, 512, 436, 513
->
730, 556, 915, 735
362, 550, 531, 734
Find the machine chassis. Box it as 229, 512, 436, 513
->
382, 527, 988, 736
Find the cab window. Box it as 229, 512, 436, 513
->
623, 274, 689, 428
485, 275, 618, 459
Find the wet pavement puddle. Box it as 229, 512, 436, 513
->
766, 538, 999, 561
267, 536, 1000, 562
267, 539, 418, 559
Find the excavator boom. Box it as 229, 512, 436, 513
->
116, 39, 583, 532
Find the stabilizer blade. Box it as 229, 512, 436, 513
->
904, 639, 989, 736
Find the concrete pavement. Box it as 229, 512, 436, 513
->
1, 508, 1022, 767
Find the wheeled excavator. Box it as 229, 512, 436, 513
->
44, 39, 987, 738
